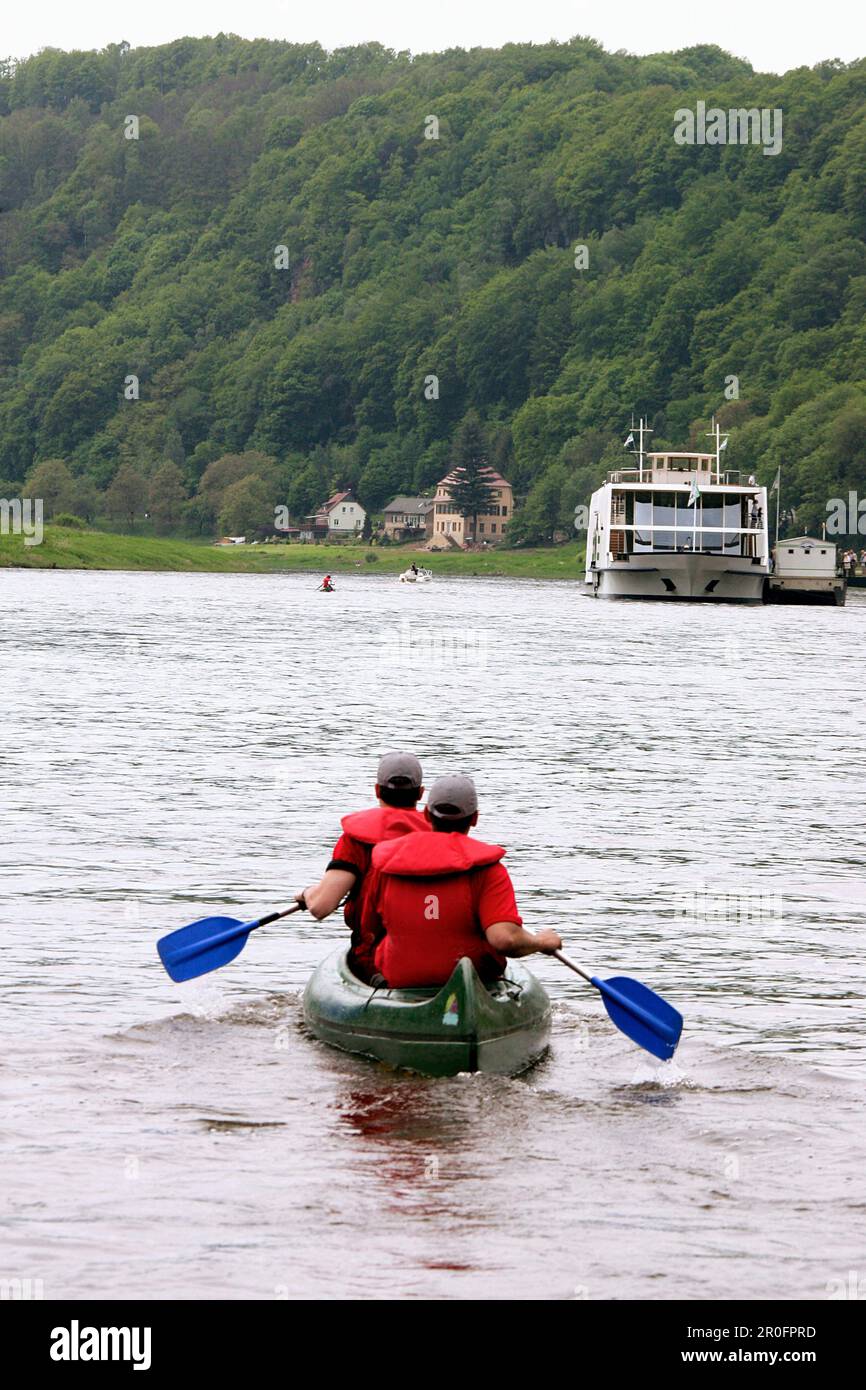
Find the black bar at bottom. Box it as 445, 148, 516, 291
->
4, 1299, 860, 1373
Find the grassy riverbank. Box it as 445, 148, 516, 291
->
0, 527, 586, 579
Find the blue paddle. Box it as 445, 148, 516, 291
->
554, 950, 683, 1060
157, 903, 303, 983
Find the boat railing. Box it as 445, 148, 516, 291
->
606, 467, 753, 487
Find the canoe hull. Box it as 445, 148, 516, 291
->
303, 948, 551, 1077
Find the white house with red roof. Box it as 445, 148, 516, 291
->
303, 490, 366, 540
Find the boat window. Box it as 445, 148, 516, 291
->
634, 495, 653, 551
722, 499, 741, 553
698, 499, 723, 552
653, 495, 677, 549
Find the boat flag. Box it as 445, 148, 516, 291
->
623, 432, 635, 448
688, 478, 701, 507
719, 436, 728, 451
770, 466, 781, 495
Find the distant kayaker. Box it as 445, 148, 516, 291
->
319, 574, 335, 591
362, 775, 562, 989
296, 752, 426, 981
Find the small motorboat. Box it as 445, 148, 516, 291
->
303, 947, 551, 1076
398, 566, 433, 584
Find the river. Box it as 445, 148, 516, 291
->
2, 569, 865, 1300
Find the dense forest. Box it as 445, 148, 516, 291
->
1, 34, 865, 541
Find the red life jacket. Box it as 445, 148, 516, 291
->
339, 806, 426, 978
369, 831, 509, 987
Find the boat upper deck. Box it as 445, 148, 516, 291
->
607, 452, 760, 491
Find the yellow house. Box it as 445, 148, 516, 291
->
431, 468, 513, 547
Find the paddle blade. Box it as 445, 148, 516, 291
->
592, 975, 683, 1061
157, 915, 253, 983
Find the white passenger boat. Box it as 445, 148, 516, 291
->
585, 420, 769, 602
398, 566, 433, 584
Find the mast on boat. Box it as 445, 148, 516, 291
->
626, 415, 652, 480
637, 416, 652, 479
705, 417, 729, 483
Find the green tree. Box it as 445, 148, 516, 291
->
105, 463, 148, 530
149, 461, 188, 533
23, 458, 76, 516
358, 446, 404, 511
197, 451, 278, 524
36, 372, 114, 456
444, 413, 496, 543
508, 465, 570, 546
70, 474, 100, 522
218, 475, 273, 536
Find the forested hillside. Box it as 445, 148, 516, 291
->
1, 35, 865, 540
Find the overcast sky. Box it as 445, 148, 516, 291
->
3, 1, 862, 76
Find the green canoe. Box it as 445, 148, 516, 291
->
303, 947, 551, 1077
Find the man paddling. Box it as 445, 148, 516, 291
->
297, 752, 426, 981
362, 774, 561, 988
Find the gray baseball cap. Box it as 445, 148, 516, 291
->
376, 750, 423, 789
426, 774, 478, 820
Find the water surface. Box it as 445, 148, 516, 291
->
2, 570, 864, 1299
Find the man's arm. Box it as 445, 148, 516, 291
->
299, 829, 368, 921
299, 868, 358, 920
485, 921, 562, 957
478, 862, 561, 958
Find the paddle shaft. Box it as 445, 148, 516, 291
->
553, 950, 592, 983
255, 903, 304, 930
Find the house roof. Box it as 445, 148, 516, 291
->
383, 495, 433, 515
321, 490, 352, 511
437, 467, 511, 490
306, 491, 366, 523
